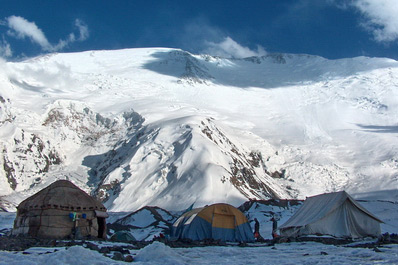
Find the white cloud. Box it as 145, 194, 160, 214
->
180, 18, 266, 58
351, 0, 398, 42
6, 16, 52, 50
4, 16, 89, 53
180, 18, 225, 53
0, 39, 12, 58
74, 19, 89, 41
204, 37, 267, 58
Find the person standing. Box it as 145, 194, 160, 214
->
271, 217, 278, 238
253, 218, 260, 239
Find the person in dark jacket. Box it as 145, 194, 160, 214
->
254, 218, 260, 233
253, 218, 260, 240
271, 217, 278, 238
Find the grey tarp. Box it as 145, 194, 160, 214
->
279, 191, 382, 238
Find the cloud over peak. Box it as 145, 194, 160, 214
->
73, 19, 89, 42
180, 18, 266, 59
204, 37, 267, 59
2, 15, 89, 56
7, 16, 52, 50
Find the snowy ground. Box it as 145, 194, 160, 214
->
1, 241, 398, 265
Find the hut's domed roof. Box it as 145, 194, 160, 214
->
17, 180, 106, 211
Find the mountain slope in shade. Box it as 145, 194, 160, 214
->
0, 48, 397, 211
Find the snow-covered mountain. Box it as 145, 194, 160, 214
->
0, 48, 397, 211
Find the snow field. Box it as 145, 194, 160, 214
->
1, 241, 398, 265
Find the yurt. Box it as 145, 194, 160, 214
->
171, 203, 254, 242
279, 191, 382, 238
12, 179, 108, 239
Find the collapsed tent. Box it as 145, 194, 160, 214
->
171, 203, 254, 242
279, 191, 382, 238
110, 231, 137, 242
12, 179, 108, 239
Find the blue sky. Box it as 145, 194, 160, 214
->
1, 0, 398, 60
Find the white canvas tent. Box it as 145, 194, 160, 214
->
279, 191, 382, 238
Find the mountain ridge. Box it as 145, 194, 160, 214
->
0, 47, 397, 211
